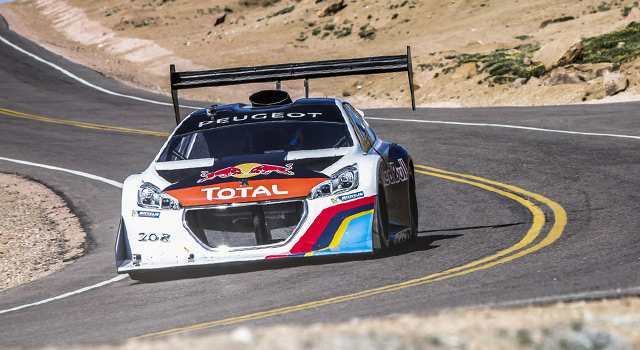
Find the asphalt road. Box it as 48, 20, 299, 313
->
1, 17, 639, 347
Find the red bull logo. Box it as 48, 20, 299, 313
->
198, 163, 294, 183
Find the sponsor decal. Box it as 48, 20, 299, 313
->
132, 210, 160, 218
198, 163, 294, 183
391, 229, 412, 245
383, 158, 409, 186
165, 178, 326, 206
288, 196, 376, 255
201, 184, 288, 201
331, 191, 365, 204
198, 112, 324, 128
138, 233, 171, 242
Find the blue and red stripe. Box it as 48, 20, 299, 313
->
289, 196, 375, 255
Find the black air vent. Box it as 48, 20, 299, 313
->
290, 156, 343, 172
157, 167, 210, 184
249, 90, 293, 107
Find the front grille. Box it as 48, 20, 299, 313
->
184, 201, 305, 249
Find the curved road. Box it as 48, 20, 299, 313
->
0, 18, 639, 347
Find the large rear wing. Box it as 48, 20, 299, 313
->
170, 46, 415, 124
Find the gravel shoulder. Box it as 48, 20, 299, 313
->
0, 173, 85, 292
42, 298, 640, 349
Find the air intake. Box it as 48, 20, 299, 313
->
249, 90, 293, 107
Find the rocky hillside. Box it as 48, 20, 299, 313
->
1, 0, 640, 107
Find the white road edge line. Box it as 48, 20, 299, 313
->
3, 32, 639, 141
367, 117, 640, 140
0, 275, 128, 315
0, 157, 123, 188
2, 27, 638, 316
0, 156, 126, 315
0, 35, 199, 110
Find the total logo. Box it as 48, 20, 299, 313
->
201, 185, 288, 201
198, 163, 294, 183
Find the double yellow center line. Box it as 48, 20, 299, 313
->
133, 164, 566, 339
0, 106, 567, 339
0, 107, 171, 137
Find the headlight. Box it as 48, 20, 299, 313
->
137, 182, 181, 210
309, 165, 358, 199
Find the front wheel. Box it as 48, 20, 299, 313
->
128, 271, 162, 282
372, 185, 390, 254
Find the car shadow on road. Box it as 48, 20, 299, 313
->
130, 222, 522, 283
128, 232, 470, 284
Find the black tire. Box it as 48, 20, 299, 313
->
409, 170, 419, 242
372, 185, 390, 254
128, 271, 161, 282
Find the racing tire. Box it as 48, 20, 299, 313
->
128, 271, 161, 282
372, 185, 390, 254
408, 169, 419, 242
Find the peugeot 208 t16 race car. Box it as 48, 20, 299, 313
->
116, 50, 418, 279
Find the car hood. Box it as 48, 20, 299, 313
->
162, 152, 334, 206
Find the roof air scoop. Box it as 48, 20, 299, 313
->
249, 90, 293, 108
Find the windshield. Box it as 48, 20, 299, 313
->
158, 121, 353, 161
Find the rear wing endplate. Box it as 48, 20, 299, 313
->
170, 46, 415, 124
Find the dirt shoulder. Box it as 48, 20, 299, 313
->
0, 173, 85, 292
51, 298, 640, 349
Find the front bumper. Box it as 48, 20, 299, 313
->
116, 195, 375, 273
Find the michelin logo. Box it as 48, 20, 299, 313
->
331, 191, 364, 204
132, 210, 161, 218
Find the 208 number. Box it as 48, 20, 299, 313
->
138, 233, 170, 242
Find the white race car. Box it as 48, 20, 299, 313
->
116, 49, 418, 279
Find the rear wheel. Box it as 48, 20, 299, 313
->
409, 169, 419, 242
372, 185, 390, 254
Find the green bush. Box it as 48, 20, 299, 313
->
269, 5, 294, 17
580, 21, 640, 64
540, 16, 575, 28
444, 43, 545, 84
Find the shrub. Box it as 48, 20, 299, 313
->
540, 16, 575, 28
580, 21, 640, 64
444, 43, 545, 85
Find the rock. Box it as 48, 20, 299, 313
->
342, 79, 364, 97
572, 63, 614, 80
513, 78, 527, 88
214, 13, 226, 26
231, 15, 245, 24
547, 67, 583, 85
603, 72, 628, 96
595, 67, 612, 78
415, 69, 441, 85
533, 37, 582, 69
528, 77, 542, 87
626, 7, 640, 22
557, 42, 583, 66
451, 62, 477, 79
318, 0, 346, 17
540, 328, 631, 350
358, 25, 376, 40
